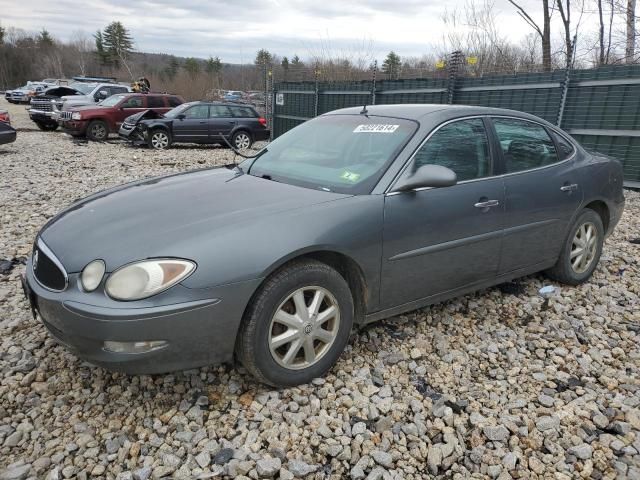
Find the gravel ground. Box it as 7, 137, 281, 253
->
1, 98, 639, 480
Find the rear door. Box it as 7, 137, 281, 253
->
208, 105, 234, 142
489, 117, 583, 274
147, 95, 171, 115
381, 117, 505, 308
172, 104, 210, 142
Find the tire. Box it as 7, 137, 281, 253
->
35, 122, 58, 132
232, 130, 253, 150
86, 120, 109, 141
236, 260, 354, 387
148, 129, 171, 149
545, 209, 604, 285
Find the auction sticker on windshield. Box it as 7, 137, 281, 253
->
353, 124, 400, 133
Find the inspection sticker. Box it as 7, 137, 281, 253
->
340, 171, 361, 182
353, 124, 399, 133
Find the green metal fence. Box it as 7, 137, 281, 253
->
272, 64, 640, 185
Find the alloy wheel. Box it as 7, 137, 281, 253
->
91, 123, 107, 140
570, 222, 598, 274
234, 133, 251, 149
151, 132, 169, 149
268, 286, 340, 370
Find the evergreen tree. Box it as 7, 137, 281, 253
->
37, 29, 54, 48
94, 30, 110, 66
0, 25, 4, 45
183, 57, 200, 78
382, 51, 401, 79
102, 21, 134, 67
205, 56, 222, 75
254, 49, 273, 67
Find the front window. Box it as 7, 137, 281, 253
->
99, 94, 127, 107
164, 102, 195, 118
248, 115, 417, 194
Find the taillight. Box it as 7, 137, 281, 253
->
258, 117, 267, 126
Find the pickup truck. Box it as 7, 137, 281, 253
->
59, 93, 184, 140
28, 82, 131, 131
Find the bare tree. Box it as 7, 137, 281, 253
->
626, 0, 637, 62
70, 30, 92, 76
508, 0, 553, 70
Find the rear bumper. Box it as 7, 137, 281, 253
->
254, 129, 270, 142
0, 129, 16, 145
607, 196, 625, 237
23, 255, 260, 374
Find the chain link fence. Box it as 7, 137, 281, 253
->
266, 53, 640, 186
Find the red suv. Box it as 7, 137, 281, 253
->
60, 93, 184, 141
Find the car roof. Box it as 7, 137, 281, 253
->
190, 101, 254, 107
326, 104, 551, 125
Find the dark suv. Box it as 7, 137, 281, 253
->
119, 101, 269, 149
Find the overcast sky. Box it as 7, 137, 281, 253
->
3, 0, 601, 63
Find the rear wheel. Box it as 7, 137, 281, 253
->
86, 120, 109, 141
546, 209, 604, 285
148, 129, 171, 149
236, 260, 354, 387
232, 130, 252, 150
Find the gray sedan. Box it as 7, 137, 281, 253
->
22, 104, 625, 386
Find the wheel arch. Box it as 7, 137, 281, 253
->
583, 199, 610, 233
244, 248, 369, 326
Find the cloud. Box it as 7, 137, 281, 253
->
2, 0, 601, 63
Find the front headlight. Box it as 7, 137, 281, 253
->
105, 259, 195, 301
81, 259, 105, 292
71, 112, 82, 120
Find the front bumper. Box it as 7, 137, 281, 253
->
61, 120, 88, 136
23, 256, 260, 374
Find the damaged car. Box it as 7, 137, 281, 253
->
120, 101, 269, 149
0, 121, 17, 145
28, 85, 86, 131
59, 93, 183, 141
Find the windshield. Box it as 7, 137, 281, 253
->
69, 82, 95, 94
164, 102, 196, 118
248, 115, 417, 194
99, 94, 127, 107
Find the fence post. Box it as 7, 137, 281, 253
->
314, 64, 320, 117
269, 69, 275, 141
557, 35, 578, 127
447, 50, 464, 105
371, 60, 377, 105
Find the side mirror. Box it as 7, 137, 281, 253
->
393, 164, 457, 192
176, 113, 186, 120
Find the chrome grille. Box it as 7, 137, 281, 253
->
32, 239, 67, 292
30, 99, 53, 112
58, 111, 73, 121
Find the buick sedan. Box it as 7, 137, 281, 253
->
22, 104, 625, 386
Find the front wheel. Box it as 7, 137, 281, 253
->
232, 130, 252, 150
86, 120, 109, 141
148, 129, 171, 149
236, 260, 354, 387
546, 209, 604, 285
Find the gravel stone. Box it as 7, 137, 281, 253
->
371, 450, 393, 468
483, 425, 510, 442
287, 460, 318, 477
256, 457, 281, 478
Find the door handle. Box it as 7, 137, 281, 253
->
560, 183, 578, 192
199, 121, 207, 124
474, 199, 500, 208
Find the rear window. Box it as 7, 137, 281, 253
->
231, 106, 258, 118
147, 96, 166, 108
168, 96, 183, 107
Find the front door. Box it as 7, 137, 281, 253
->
381, 118, 505, 309
115, 96, 146, 128
172, 104, 210, 142
489, 117, 583, 274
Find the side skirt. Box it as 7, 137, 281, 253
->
362, 260, 556, 325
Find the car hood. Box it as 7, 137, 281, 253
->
125, 109, 165, 124
39, 167, 349, 272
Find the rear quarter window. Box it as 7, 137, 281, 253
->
231, 106, 258, 118
147, 96, 166, 108
551, 131, 575, 160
